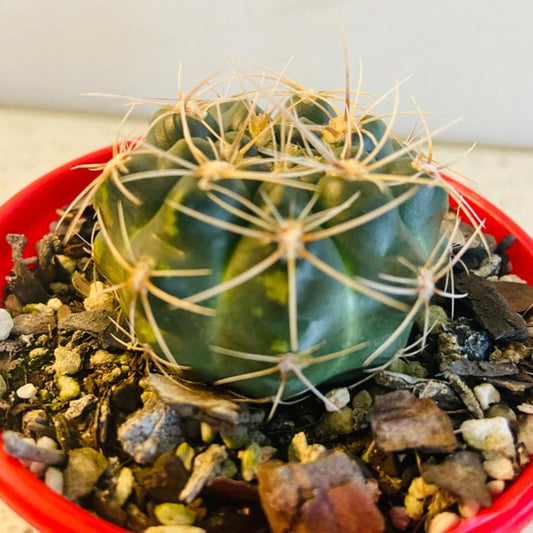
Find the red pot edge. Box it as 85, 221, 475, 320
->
0, 147, 531, 533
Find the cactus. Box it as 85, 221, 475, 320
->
89, 70, 454, 408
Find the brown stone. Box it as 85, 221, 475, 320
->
370, 390, 457, 452
488, 280, 533, 313
257, 451, 384, 533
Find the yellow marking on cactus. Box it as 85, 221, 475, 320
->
263, 270, 288, 306
269, 339, 289, 354
96, 203, 215, 358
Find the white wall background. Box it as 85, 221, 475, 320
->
1, 0, 532, 147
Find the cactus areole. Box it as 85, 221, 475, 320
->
92, 72, 449, 402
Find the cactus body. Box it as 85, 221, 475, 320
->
92, 74, 448, 400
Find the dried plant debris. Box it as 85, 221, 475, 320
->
1, 213, 533, 533
454, 271, 528, 342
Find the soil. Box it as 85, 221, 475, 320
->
0, 209, 532, 533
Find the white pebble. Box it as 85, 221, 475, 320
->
460, 417, 515, 456
16, 383, 38, 399
46, 297, 63, 310
45, 466, 64, 494
473, 383, 500, 410
84, 281, 115, 312
36, 436, 59, 450
517, 403, 533, 415
53, 345, 82, 375
486, 479, 506, 496
325, 387, 350, 411
483, 455, 515, 480
113, 467, 134, 507
427, 511, 461, 533
0, 308, 14, 341
499, 274, 526, 283
144, 526, 206, 533
458, 497, 480, 519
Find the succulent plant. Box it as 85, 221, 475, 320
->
88, 70, 455, 408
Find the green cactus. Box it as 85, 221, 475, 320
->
90, 71, 451, 408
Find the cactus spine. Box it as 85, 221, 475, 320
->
89, 69, 452, 407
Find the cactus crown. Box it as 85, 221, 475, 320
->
81, 68, 467, 411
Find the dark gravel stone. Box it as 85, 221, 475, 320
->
454, 272, 528, 343
442, 317, 491, 361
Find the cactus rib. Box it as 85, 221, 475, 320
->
86, 66, 470, 405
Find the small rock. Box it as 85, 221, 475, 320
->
421, 451, 491, 507
56, 375, 80, 401
176, 442, 195, 472
257, 451, 384, 533
325, 387, 350, 410
500, 342, 531, 364
483, 455, 515, 480
370, 390, 456, 452
84, 281, 116, 312
154, 502, 196, 526
415, 304, 449, 333
22, 409, 50, 437
486, 479, 506, 496
58, 310, 110, 334
64, 448, 109, 501
0, 309, 14, 340
44, 466, 64, 494
0, 374, 7, 398
36, 436, 59, 450
113, 467, 134, 507
2, 430, 66, 465
472, 253, 502, 278
516, 403, 533, 414
316, 406, 354, 437
16, 382, 37, 400
53, 345, 82, 375
351, 389, 373, 430
135, 452, 189, 504
12, 310, 56, 335
443, 359, 519, 378
473, 383, 500, 410
454, 271, 528, 343
179, 444, 228, 503
118, 392, 183, 464
517, 415, 533, 454
64, 394, 97, 420
442, 317, 491, 361
458, 497, 480, 519
427, 511, 461, 533
144, 526, 206, 533
444, 372, 484, 419
413, 380, 462, 410
488, 279, 533, 313
289, 432, 327, 464
6, 234, 49, 304
404, 477, 438, 520
46, 298, 63, 310
145, 374, 249, 433
460, 417, 515, 457
486, 403, 517, 423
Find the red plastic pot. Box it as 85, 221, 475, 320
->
0, 147, 532, 533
